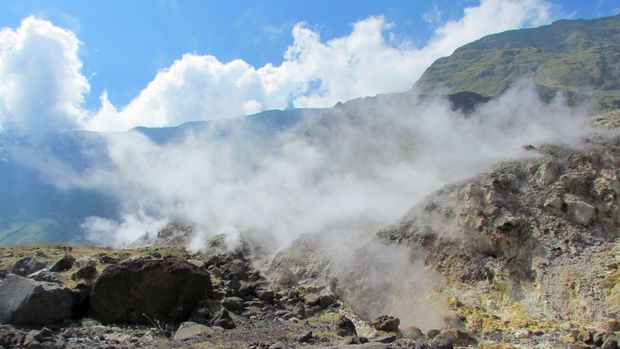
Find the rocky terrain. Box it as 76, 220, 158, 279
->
0, 112, 618, 349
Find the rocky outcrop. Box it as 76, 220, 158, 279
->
89, 256, 212, 324
377, 134, 620, 327
0, 274, 74, 325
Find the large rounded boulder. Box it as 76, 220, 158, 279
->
90, 256, 212, 324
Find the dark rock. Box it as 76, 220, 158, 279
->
439, 328, 477, 346
211, 309, 235, 329
371, 315, 400, 332
238, 281, 257, 297
205, 255, 223, 268
274, 309, 289, 316
12, 257, 49, 277
89, 256, 212, 324
296, 331, 313, 343
70, 283, 90, 319
341, 336, 363, 344
28, 270, 62, 284
226, 279, 241, 296
188, 306, 212, 325
431, 334, 454, 349
0, 274, 74, 325
337, 315, 357, 337
49, 255, 76, 272
227, 263, 248, 281
318, 292, 336, 307
256, 289, 276, 303
427, 329, 441, 339
98, 255, 120, 265
222, 297, 244, 312
71, 265, 98, 282
374, 334, 396, 343
212, 290, 226, 300
23, 328, 53, 347
293, 303, 306, 318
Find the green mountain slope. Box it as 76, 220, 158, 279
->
415, 14, 620, 109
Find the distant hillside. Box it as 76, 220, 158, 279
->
415, 14, 620, 109
0, 108, 324, 244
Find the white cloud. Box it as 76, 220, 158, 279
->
0, 16, 88, 134
85, 0, 552, 131
423, 4, 443, 25
0, 1, 553, 132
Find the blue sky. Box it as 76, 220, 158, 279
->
0, 0, 618, 131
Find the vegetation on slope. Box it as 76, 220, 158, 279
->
415, 14, 620, 109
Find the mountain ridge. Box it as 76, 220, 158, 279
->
415, 13, 620, 109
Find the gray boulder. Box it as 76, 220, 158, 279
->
11, 257, 49, 277
0, 274, 74, 325
173, 321, 221, 341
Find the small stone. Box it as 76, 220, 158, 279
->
222, 297, 244, 311
374, 334, 396, 343
188, 306, 212, 325
514, 329, 531, 338
431, 334, 453, 349
238, 281, 258, 297
268, 342, 288, 349
98, 255, 120, 265
401, 326, 423, 339
256, 289, 276, 303
173, 322, 217, 341
439, 328, 477, 346
211, 309, 235, 329
293, 303, 306, 318
427, 329, 441, 339
372, 315, 400, 332
303, 293, 320, 305
296, 331, 313, 343
443, 312, 464, 329
337, 316, 357, 337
